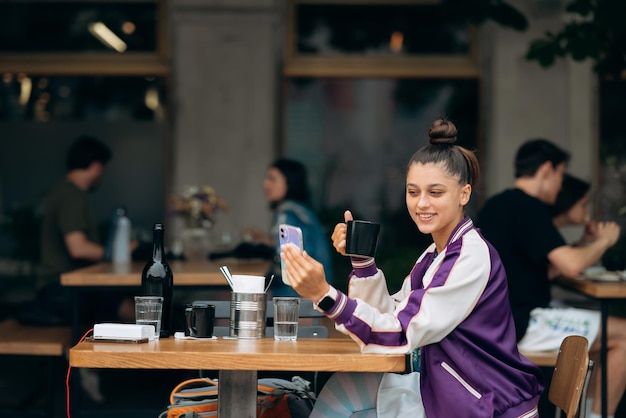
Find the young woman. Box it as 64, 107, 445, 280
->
551, 173, 599, 247
245, 158, 333, 296
281, 119, 544, 417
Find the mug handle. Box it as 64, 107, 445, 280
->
185, 307, 196, 336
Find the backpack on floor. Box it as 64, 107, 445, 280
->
159, 376, 315, 418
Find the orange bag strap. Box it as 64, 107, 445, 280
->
169, 378, 218, 404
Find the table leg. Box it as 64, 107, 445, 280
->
601, 301, 608, 418
218, 370, 257, 418
71, 288, 82, 418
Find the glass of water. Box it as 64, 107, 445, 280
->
134, 296, 163, 340
273, 297, 300, 341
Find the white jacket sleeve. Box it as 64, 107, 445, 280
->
336, 234, 491, 354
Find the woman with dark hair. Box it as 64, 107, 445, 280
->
551, 174, 598, 247
281, 119, 543, 417
246, 158, 333, 296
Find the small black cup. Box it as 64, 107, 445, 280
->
345, 220, 380, 257
185, 303, 215, 338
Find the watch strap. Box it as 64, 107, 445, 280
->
315, 286, 338, 311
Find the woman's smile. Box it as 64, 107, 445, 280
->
417, 213, 435, 221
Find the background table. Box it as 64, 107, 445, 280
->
61, 259, 270, 287
555, 275, 626, 418
70, 337, 407, 418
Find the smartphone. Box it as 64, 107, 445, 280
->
279, 224, 304, 285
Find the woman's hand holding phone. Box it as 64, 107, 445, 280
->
279, 224, 303, 285
280, 244, 329, 302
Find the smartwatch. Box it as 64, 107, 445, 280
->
317, 295, 335, 311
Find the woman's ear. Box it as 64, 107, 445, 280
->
460, 184, 471, 206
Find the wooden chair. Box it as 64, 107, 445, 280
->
549, 335, 594, 418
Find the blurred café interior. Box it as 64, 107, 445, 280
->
0, 0, 625, 415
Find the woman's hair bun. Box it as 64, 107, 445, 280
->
428, 119, 457, 145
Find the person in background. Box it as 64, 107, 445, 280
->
245, 158, 333, 297
37, 135, 135, 324
281, 119, 543, 417
477, 139, 626, 418
551, 173, 597, 248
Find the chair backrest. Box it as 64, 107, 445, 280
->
197, 298, 328, 338
266, 298, 325, 323
212, 325, 328, 338
548, 335, 591, 418
196, 298, 324, 320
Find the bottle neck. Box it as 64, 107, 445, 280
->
152, 228, 164, 263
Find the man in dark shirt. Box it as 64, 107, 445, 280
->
477, 139, 626, 418
37, 136, 134, 324
40, 136, 109, 283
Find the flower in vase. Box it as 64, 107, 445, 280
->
170, 185, 228, 229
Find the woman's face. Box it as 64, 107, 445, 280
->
263, 167, 288, 203
565, 191, 591, 225
406, 162, 471, 247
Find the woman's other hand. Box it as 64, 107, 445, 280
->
576, 220, 598, 247
281, 244, 329, 302
331, 210, 353, 256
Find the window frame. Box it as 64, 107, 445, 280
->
284, 0, 480, 78
0, 0, 169, 76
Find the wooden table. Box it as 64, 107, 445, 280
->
70, 337, 407, 417
61, 259, 270, 287
61, 258, 272, 416
555, 275, 626, 418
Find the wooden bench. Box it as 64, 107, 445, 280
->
0, 319, 72, 415
0, 319, 72, 356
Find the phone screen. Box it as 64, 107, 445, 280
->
279, 224, 303, 285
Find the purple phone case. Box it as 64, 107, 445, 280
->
279, 224, 303, 285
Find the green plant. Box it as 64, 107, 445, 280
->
442, 0, 626, 77
526, 0, 626, 77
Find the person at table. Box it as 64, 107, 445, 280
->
477, 139, 626, 418
244, 158, 333, 297
35, 136, 135, 326
551, 173, 604, 248
281, 118, 544, 418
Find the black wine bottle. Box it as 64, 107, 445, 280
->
141, 223, 173, 338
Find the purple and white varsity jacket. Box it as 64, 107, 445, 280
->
320, 217, 544, 418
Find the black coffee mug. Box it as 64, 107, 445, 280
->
345, 220, 380, 257
185, 303, 215, 338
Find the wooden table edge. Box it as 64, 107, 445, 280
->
69, 338, 407, 373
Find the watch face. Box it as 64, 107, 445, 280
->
319, 296, 335, 311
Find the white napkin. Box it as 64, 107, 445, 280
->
231, 274, 266, 293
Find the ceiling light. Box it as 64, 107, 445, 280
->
390, 31, 404, 53
88, 22, 127, 53
122, 21, 136, 35
145, 87, 160, 110
19, 76, 32, 106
